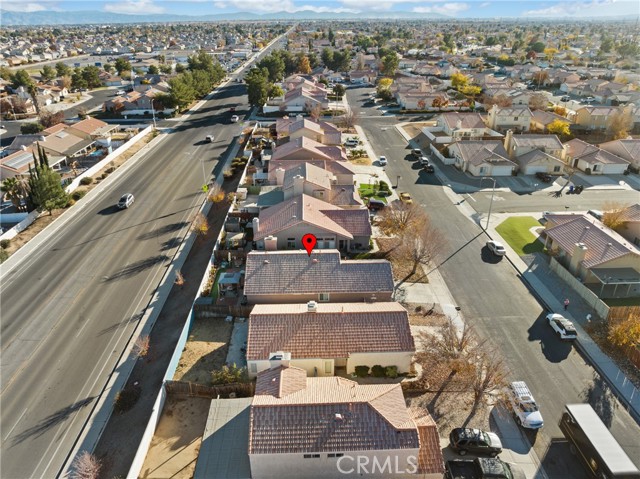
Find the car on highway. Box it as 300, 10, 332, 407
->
231, 115, 240, 123
206, 134, 214, 143
379, 156, 388, 166
486, 240, 506, 256
449, 428, 503, 457
399, 192, 413, 204
546, 313, 578, 340
117, 193, 135, 209
507, 381, 544, 429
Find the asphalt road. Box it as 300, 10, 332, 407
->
0, 78, 252, 479
357, 114, 640, 478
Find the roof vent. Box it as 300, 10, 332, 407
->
264, 260, 270, 264
307, 301, 318, 312
312, 258, 319, 263
334, 413, 344, 421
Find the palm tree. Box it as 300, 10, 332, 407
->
27, 83, 41, 117
1, 177, 29, 210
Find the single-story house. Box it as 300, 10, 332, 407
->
515, 148, 565, 175
252, 194, 371, 252
564, 139, 629, 175
246, 301, 414, 378
271, 136, 347, 162
543, 213, 640, 298
276, 117, 341, 146
243, 249, 394, 304
449, 140, 516, 176
248, 365, 444, 479
268, 159, 355, 186
599, 139, 640, 171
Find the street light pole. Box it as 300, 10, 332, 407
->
396, 175, 401, 189
481, 176, 497, 230
151, 99, 157, 130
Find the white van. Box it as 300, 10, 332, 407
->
507, 381, 544, 429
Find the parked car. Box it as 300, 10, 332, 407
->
116, 89, 126, 96
230, 115, 240, 123
378, 156, 388, 166
449, 428, 503, 457
411, 148, 422, 158
583, 96, 595, 103
399, 192, 413, 204
486, 240, 506, 256
423, 164, 435, 173
547, 313, 578, 340
560, 95, 571, 102
587, 209, 603, 220
535, 172, 552, 183
506, 381, 544, 429
117, 193, 135, 209
367, 198, 386, 211
344, 137, 359, 147
206, 135, 214, 143
445, 458, 525, 479
419, 156, 431, 166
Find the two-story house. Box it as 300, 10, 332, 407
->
486, 105, 533, 133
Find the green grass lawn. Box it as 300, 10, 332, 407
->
495, 216, 545, 256
358, 184, 389, 203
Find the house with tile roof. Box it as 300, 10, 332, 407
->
599, 139, 640, 171
252, 194, 371, 252
271, 136, 347, 162
530, 110, 571, 133
514, 148, 565, 176
246, 302, 415, 378
504, 130, 566, 161
574, 105, 631, 130
65, 117, 117, 140
268, 159, 355, 186
243, 250, 394, 304
486, 104, 533, 133
275, 117, 341, 146
543, 213, 640, 298
248, 365, 444, 478
564, 139, 629, 175
618, 204, 640, 247
448, 140, 516, 176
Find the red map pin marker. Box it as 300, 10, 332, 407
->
302, 233, 317, 256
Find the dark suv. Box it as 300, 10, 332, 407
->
449, 428, 503, 457
535, 172, 552, 183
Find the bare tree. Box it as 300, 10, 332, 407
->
133, 335, 150, 358
377, 202, 427, 236
418, 316, 475, 369
70, 451, 101, 479
463, 349, 509, 426
483, 93, 512, 107
340, 108, 360, 131
607, 107, 633, 140
397, 219, 445, 277
528, 92, 548, 111
307, 102, 322, 121
39, 108, 65, 128
602, 201, 630, 231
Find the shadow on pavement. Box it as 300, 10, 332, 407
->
538, 438, 587, 479
104, 254, 170, 282
97, 205, 120, 215
526, 312, 572, 363
137, 221, 189, 241
581, 370, 618, 428
480, 246, 503, 264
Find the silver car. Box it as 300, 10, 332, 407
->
117, 193, 135, 209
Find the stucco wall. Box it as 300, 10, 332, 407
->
247, 291, 393, 304
347, 351, 414, 374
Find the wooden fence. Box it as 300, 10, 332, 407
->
607, 306, 640, 322
193, 303, 253, 318
165, 380, 255, 398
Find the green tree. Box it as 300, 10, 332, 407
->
103, 63, 114, 73
55, 61, 72, 77
147, 65, 159, 75
257, 53, 285, 82
245, 68, 270, 107
114, 57, 132, 75
71, 68, 88, 90
28, 145, 69, 215
40, 65, 57, 81
0, 66, 12, 80
21, 122, 44, 134
175, 63, 186, 73
82, 66, 102, 88
268, 84, 284, 98
159, 64, 172, 74
529, 41, 546, 53
11, 69, 34, 89
333, 84, 345, 98
381, 53, 399, 77
167, 76, 195, 111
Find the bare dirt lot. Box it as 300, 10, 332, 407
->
138, 396, 211, 479
172, 318, 233, 386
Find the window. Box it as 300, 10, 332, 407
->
324, 361, 332, 374
319, 293, 330, 302
553, 166, 561, 172
593, 164, 600, 172
250, 363, 257, 373
328, 453, 344, 458
514, 116, 519, 121
287, 238, 296, 249
304, 454, 320, 459
479, 167, 487, 174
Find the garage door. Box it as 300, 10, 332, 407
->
525, 165, 548, 175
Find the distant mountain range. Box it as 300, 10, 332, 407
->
0, 9, 450, 26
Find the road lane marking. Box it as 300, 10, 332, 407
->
3, 407, 27, 442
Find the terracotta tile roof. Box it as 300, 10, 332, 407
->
254, 194, 370, 241
268, 159, 355, 183
620, 204, 640, 222
532, 109, 570, 125
410, 408, 445, 474
250, 366, 420, 454
246, 302, 415, 361
68, 117, 109, 135
328, 185, 363, 207
545, 214, 639, 268
517, 148, 564, 166
272, 136, 346, 162
42, 123, 66, 135
577, 105, 618, 117
244, 250, 393, 297
440, 112, 486, 129
565, 139, 629, 165
283, 162, 333, 190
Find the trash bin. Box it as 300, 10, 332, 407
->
569, 185, 574, 193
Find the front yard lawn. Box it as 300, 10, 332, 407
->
495, 216, 545, 256
358, 184, 389, 203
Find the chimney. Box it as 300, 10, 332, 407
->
456, 119, 462, 130
252, 217, 260, 232
269, 351, 291, 369
264, 235, 277, 251
293, 175, 305, 196
505, 129, 514, 156
569, 242, 588, 275
275, 167, 285, 186
307, 300, 318, 312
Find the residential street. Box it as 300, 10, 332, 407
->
357, 114, 640, 478
0, 82, 247, 478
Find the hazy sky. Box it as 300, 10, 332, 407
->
3, 0, 639, 18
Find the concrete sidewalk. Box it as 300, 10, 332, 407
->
486, 212, 640, 425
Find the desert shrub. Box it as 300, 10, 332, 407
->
371, 365, 386, 377
385, 366, 398, 378
66, 198, 76, 207
0, 249, 8, 263
378, 180, 390, 192
113, 384, 141, 414
212, 363, 248, 385
0, 239, 10, 249
80, 177, 93, 185
354, 365, 370, 377
71, 190, 87, 201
